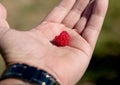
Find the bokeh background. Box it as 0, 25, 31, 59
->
0, 0, 120, 85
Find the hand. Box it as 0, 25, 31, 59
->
0, 0, 108, 85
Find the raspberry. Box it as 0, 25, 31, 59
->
53, 31, 71, 46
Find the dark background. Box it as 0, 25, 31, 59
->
0, 0, 120, 85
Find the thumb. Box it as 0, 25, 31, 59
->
0, 3, 9, 38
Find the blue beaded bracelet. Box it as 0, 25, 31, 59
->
0, 63, 60, 85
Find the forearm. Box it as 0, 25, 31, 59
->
0, 78, 33, 85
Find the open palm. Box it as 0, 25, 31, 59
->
0, 0, 108, 85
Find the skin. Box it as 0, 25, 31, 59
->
0, 0, 109, 85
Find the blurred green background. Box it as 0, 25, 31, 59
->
0, 0, 120, 85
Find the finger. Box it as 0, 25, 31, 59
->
0, 3, 7, 19
62, 0, 90, 28
75, 0, 94, 33
0, 3, 9, 28
81, 0, 109, 48
0, 3, 10, 39
44, 0, 76, 23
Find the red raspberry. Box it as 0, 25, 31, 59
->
53, 31, 71, 46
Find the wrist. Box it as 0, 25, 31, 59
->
0, 63, 61, 85
7, 60, 63, 85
